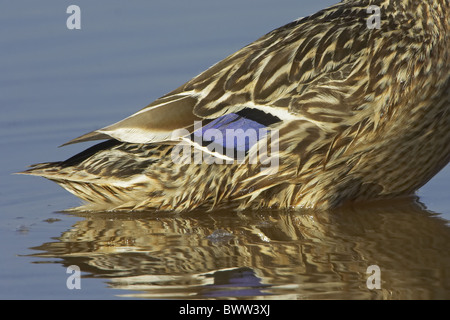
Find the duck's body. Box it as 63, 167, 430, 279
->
22, 0, 450, 212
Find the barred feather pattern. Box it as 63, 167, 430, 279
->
22, 0, 450, 211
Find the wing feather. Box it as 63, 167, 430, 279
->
63, 1, 373, 147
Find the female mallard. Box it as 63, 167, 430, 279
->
22, 0, 449, 212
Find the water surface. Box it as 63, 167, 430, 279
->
0, 0, 449, 300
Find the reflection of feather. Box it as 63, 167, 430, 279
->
21, 0, 450, 211
29, 199, 450, 299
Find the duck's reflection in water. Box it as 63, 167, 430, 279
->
30, 197, 450, 299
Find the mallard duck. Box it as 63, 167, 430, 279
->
21, 0, 450, 212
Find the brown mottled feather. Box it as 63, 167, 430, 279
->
20, 0, 450, 211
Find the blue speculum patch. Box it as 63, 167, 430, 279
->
191, 113, 269, 155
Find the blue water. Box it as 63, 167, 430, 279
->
0, 0, 449, 300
